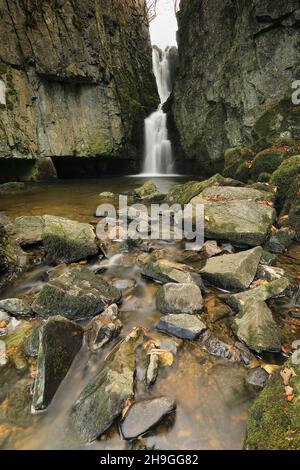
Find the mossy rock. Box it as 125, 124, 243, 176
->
235, 161, 252, 183
287, 204, 300, 241
253, 98, 300, 150
165, 174, 244, 205
244, 360, 300, 450
257, 172, 272, 183
223, 147, 254, 179
252, 151, 291, 180
271, 155, 300, 210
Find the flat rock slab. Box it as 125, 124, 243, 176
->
191, 198, 276, 246
157, 314, 206, 340
121, 397, 176, 440
32, 267, 121, 321
234, 299, 281, 353
32, 316, 83, 411
156, 283, 203, 314
43, 215, 98, 264
71, 332, 140, 442
201, 186, 274, 202
11, 216, 44, 245
200, 247, 262, 292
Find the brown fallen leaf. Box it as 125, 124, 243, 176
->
122, 396, 135, 418
148, 348, 174, 367
261, 364, 280, 375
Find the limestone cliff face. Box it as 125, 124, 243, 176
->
0, 0, 158, 178
171, 0, 300, 175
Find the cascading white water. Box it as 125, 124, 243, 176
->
142, 47, 175, 175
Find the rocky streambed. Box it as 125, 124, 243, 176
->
0, 176, 299, 450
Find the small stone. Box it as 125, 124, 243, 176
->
246, 367, 269, 392
121, 397, 176, 440
112, 279, 136, 291
86, 304, 122, 352
146, 353, 159, 387
0, 298, 31, 317
134, 181, 158, 199
156, 314, 206, 340
156, 283, 203, 314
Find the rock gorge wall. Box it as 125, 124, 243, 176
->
0, 0, 158, 180
171, 0, 300, 175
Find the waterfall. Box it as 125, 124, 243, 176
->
142, 47, 175, 176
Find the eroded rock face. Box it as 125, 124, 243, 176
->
0, 0, 158, 176
200, 247, 262, 292
71, 331, 140, 442
32, 267, 121, 321
32, 316, 83, 411
171, 0, 300, 174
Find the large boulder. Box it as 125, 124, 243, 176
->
32, 267, 121, 321
32, 316, 83, 411
156, 314, 206, 340
244, 360, 300, 450
42, 215, 98, 264
120, 397, 176, 440
137, 254, 203, 287
11, 216, 44, 246
0, 298, 31, 317
233, 299, 281, 353
200, 247, 262, 292
191, 197, 276, 246
156, 283, 203, 314
71, 331, 140, 442
199, 186, 275, 203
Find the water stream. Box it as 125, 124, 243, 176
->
142, 48, 175, 176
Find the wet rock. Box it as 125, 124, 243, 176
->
112, 279, 136, 291
156, 283, 203, 314
228, 277, 290, 311
42, 215, 98, 264
32, 316, 83, 411
138, 254, 204, 287
246, 367, 269, 393
87, 304, 122, 352
193, 199, 276, 246
260, 249, 277, 266
264, 227, 296, 253
120, 397, 176, 440
71, 331, 140, 442
200, 247, 262, 292
199, 330, 254, 365
0, 340, 8, 366
24, 324, 41, 358
0, 379, 32, 427
133, 181, 158, 199
256, 265, 286, 282
12, 216, 44, 246
233, 299, 281, 353
146, 354, 159, 387
157, 314, 206, 340
204, 295, 232, 323
0, 298, 31, 317
148, 331, 183, 356
32, 267, 121, 321
0, 310, 10, 323
5, 320, 39, 370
